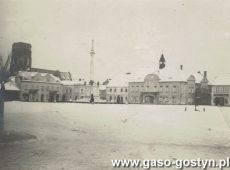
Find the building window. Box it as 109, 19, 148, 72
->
114, 96, 116, 100
160, 86, 163, 92
125, 89, 128, 92
224, 87, 228, 93
173, 86, 176, 93
166, 86, 169, 92
213, 87, 216, 93
217, 87, 223, 93
121, 89, 123, 92
191, 87, 194, 93
110, 89, 112, 92
109, 96, 112, 101
114, 89, 116, 92
172, 96, 176, 103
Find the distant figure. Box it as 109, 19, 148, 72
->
90, 93, 94, 104
195, 105, 200, 112
185, 106, 187, 112
203, 107, 206, 112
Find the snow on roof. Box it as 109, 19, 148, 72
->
4, 76, 20, 91
59, 72, 72, 81
156, 66, 197, 82
18, 71, 37, 79
18, 71, 61, 82
107, 66, 203, 87
47, 74, 61, 82
211, 73, 230, 85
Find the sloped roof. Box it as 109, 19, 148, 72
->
211, 73, 230, 85
107, 66, 203, 87
18, 71, 37, 79
18, 71, 61, 82
156, 66, 196, 82
59, 72, 72, 81
5, 77, 20, 91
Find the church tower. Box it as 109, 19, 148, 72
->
90, 40, 95, 83
10, 42, 32, 75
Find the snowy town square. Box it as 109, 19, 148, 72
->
1, 0, 230, 170
1, 102, 230, 170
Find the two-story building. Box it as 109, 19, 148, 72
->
128, 68, 197, 105
18, 71, 62, 102
106, 74, 134, 104
127, 66, 207, 105
211, 74, 230, 106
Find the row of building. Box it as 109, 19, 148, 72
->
6, 66, 229, 107
5, 71, 100, 102
104, 66, 230, 107
3, 42, 230, 106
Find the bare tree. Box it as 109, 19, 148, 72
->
0, 53, 11, 130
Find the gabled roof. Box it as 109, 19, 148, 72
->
156, 66, 195, 82
18, 71, 61, 82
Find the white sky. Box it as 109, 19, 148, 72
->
0, 0, 230, 82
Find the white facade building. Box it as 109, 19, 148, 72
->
18, 71, 62, 102
211, 74, 230, 106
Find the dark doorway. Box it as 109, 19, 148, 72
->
144, 96, 154, 104
41, 94, 44, 102
62, 94, 65, 102
214, 97, 224, 106
117, 96, 120, 104
120, 96, 123, 103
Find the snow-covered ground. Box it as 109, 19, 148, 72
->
1, 102, 230, 170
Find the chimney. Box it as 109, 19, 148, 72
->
180, 65, 183, 70
204, 71, 207, 79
